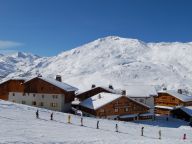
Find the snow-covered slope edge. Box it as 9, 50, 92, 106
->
1, 36, 192, 92
0, 99, 192, 143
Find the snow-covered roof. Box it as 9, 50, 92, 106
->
180, 106, 192, 117
76, 86, 122, 96
159, 90, 192, 102
0, 77, 26, 85
25, 76, 78, 92
124, 85, 157, 97
155, 105, 174, 110
80, 92, 122, 110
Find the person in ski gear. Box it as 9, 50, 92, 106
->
36, 110, 39, 119
141, 127, 144, 136
115, 124, 118, 132
50, 112, 53, 120
97, 120, 99, 129
159, 130, 161, 140
68, 115, 71, 124
183, 133, 186, 140
80, 117, 83, 126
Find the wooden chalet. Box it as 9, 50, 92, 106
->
123, 85, 157, 113
6, 75, 78, 112
23, 76, 78, 103
0, 78, 25, 100
79, 92, 151, 121
155, 90, 192, 115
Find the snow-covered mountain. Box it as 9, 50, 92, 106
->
1, 36, 192, 92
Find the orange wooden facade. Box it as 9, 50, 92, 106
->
155, 92, 192, 115
0, 79, 24, 100
80, 96, 149, 118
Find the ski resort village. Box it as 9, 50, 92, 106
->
0, 73, 192, 143
1, 36, 192, 143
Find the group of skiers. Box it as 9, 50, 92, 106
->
35, 110, 189, 140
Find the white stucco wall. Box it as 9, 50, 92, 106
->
8, 92, 71, 112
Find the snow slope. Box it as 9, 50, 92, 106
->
1, 36, 192, 92
0, 100, 192, 144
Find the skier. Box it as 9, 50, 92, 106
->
183, 133, 186, 140
115, 124, 118, 132
36, 110, 39, 119
50, 112, 53, 120
141, 127, 144, 136
80, 117, 83, 126
68, 115, 71, 124
96, 120, 99, 129
159, 130, 161, 140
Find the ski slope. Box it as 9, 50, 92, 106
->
0, 100, 192, 144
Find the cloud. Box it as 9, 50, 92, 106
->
0, 40, 23, 49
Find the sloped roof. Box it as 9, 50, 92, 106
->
124, 85, 157, 97
80, 92, 122, 110
25, 76, 78, 92
159, 90, 192, 102
76, 86, 122, 96
80, 92, 150, 110
180, 106, 192, 117
0, 77, 26, 85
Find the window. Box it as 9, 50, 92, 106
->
115, 108, 118, 112
52, 95, 58, 99
12, 93, 15, 96
39, 102, 44, 106
100, 109, 105, 112
125, 107, 128, 112
172, 98, 175, 101
50, 103, 58, 107
41, 87, 44, 90
32, 101, 36, 106
22, 101, 26, 104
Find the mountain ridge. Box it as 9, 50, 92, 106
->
1, 36, 192, 92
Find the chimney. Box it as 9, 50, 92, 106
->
92, 84, 96, 88
56, 75, 62, 82
98, 94, 101, 99
163, 87, 167, 91
178, 89, 182, 94
122, 90, 126, 95
109, 84, 113, 89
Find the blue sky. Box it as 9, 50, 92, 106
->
0, 0, 192, 56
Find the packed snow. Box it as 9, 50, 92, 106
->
0, 100, 192, 143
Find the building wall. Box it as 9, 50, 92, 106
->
0, 80, 24, 100
8, 92, 71, 112
81, 96, 149, 118
131, 97, 154, 113
155, 93, 184, 107
24, 78, 75, 103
